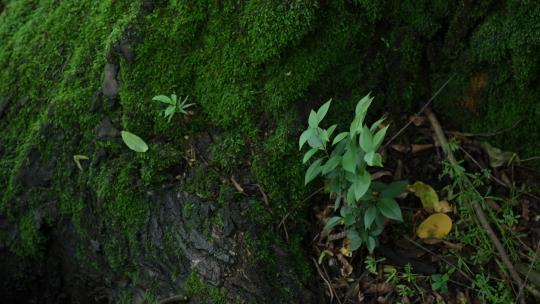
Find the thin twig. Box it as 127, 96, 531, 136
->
404, 236, 473, 282
382, 75, 454, 150
158, 294, 188, 304
425, 107, 526, 304
517, 243, 540, 301
446, 118, 523, 138
278, 187, 324, 229
312, 258, 338, 304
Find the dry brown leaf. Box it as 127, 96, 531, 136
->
365, 282, 393, 294
485, 199, 501, 211
372, 171, 392, 180
522, 200, 530, 221
442, 240, 464, 250
337, 253, 353, 277
411, 143, 435, 153
410, 115, 428, 126
391, 144, 409, 153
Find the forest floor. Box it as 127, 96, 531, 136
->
300, 109, 540, 304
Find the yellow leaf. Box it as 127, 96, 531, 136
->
434, 200, 453, 213
408, 181, 439, 210
340, 238, 353, 257
416, 213, 452, 239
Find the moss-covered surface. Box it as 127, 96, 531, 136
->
1, 0, 540, 302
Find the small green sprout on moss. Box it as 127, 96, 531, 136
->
300, 93, 406, 253
121, 130, 148, 153
153, 94, 194, 123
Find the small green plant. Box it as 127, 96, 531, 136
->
365, 255, 385, 274
153, 94, 194, 122
431, 273, 450, 293
300, 94, 406, 253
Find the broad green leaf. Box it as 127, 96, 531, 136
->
299, 128, 314, 150
316, 99, 332, 122
353, 170, 371, 200
121, 131, 149, 153
326, 124, 337, 139
333, 132, 349, 145
340, 205, 351, 218
322, 156, 341, 175
355, 93, 373, 115
324, 216, 342, 231
346, 185, 356, 205
360, 126, 374, 152
307, 134, 323, 149
319, 129, 329, 143
343, 213, 355, 226
381, 181, 408, 198
372, 181, 386, 192
164, 106, 176, 117
373, 125, 389, 148
152, 95, 174, 105
308, 110, 318, 128
304, 158, 323, 185
370, 117, 386, 132
378, 197, 402, 221
366, 236, 376, 253
342, 148, 356, 173
347, 230, 362, 251
349, 115, 362, 137
364, 206, 377, 229
171, 94, 178, 104
302, 148, 319, 164
364, 151, 382, 167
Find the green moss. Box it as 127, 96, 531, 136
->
14, 214, 45, 258
184, 272, 228, 304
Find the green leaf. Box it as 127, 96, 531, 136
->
355, 93, 373, 115
324, 216, 342, 231
327, 124, 337, 138
121, 131, 149, 153
299, 128, 314, 150
349, 115, 363, 137
308, 110, 318, 128
353, 170, 371, 200
346, 185, 356, 205
360, 126, 374, 152
164, 105, 176, 117
316, 99, 332, 122
367, 236, 376, 253
373, 125, 389, 148
73, 155, 89, 171
322, 156, 341, 175
364, 206, 377, 229
364, 151, 382, 167
319, 129, 329, 143
378, 197, 403, 221
307, 134, 323, 149
342, 148, 356, 173
370, 117, 386, 132
152, 95, 174, 105
302, 148, 319, 164
343, 213, 356, 226
332, 132, 349, 145
171, 94, 177, 104
381, 181, 408, 198
304, 158, 323, 185
347, 230, 362, 251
